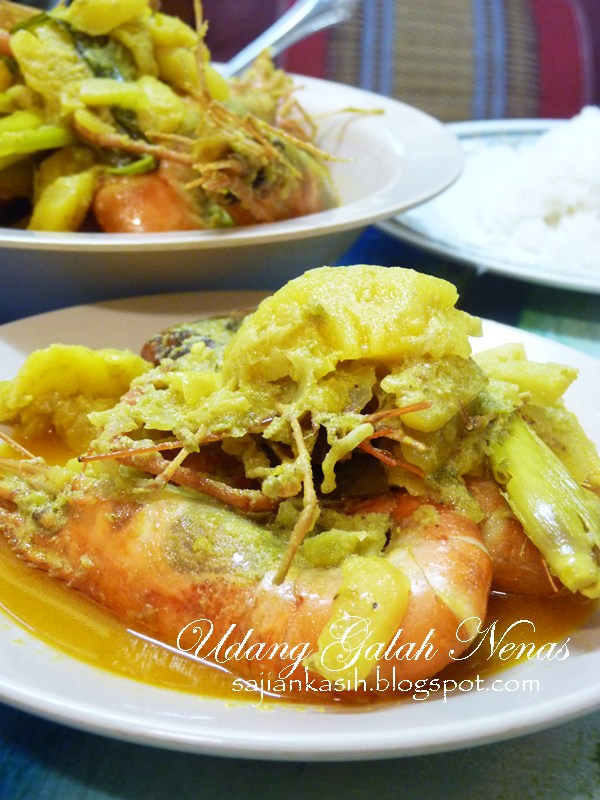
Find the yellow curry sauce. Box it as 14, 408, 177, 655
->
0, 523, 592, 706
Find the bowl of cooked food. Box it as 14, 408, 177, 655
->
0, 264, 599, 759
0, 0, 462, 320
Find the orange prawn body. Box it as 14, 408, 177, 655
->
0, 472, 492, 691
199, 139, 339, 227
466, 477, 560, 596
93, 170, 207, 233
92, 160, 217, 234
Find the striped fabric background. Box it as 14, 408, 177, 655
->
285, 0, 600, 122
161, 2, 600, 122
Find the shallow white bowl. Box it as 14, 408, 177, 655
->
0, 75, 462, 320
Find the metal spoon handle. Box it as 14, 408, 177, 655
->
220, 0, 360, 78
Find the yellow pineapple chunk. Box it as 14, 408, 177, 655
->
222, 265, 482, 389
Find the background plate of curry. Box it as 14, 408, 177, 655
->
0, 290, 599, 761
0, 76, 462, 321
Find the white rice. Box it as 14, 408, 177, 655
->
427, 106, 600, 274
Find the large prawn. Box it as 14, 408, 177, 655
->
90, 109, 338, 232
0, 454, 492, 689
0, 402, 574, 693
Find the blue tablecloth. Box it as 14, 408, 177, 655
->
1, 226, 599, 799
1, 705, 600, 800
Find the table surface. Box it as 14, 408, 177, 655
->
1, 225, 600, 799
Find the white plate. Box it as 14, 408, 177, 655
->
380, 119, 600, 294
0, 76, 462, 320
0, 292, 599, 761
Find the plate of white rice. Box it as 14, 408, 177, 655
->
380, 107, 600, 293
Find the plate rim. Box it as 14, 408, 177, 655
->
0, 291, 599, 761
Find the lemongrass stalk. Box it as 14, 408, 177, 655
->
489, 414, 600, 597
